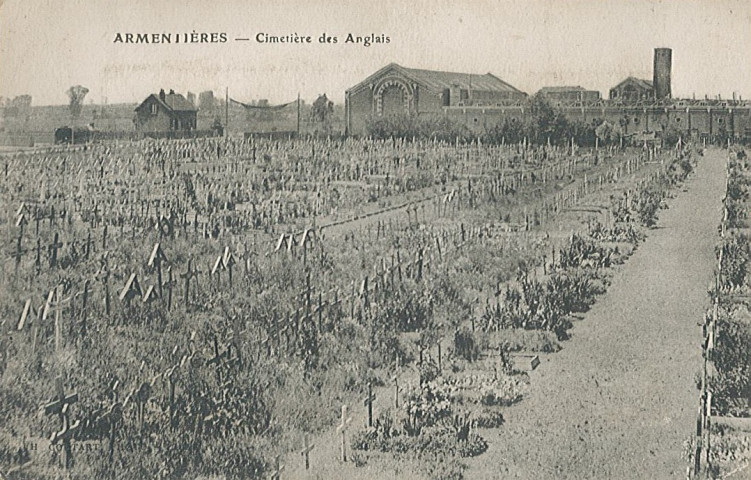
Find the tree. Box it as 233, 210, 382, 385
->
2, 95, 32, 119
595, 120, 622, 146
199, 91, 215, 111
66, 85, 89, 120
310, 94, 334, 134
529, 93, 571, 145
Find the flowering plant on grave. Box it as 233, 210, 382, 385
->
402, 378, 455, 436
477, 375, 526, 407
718, 235, 750, 292
448, 373, 526, 407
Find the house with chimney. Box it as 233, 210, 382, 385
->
134, 89, 198, 132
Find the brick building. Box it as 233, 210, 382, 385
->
135, 89, 197, 132
345, 63, 526, 135
537, 86, 601, 106
609, 77, 655, 104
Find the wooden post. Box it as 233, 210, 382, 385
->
393, 375, 400, 408
363, 382, 376, 428
164, 266, 175, 311
337, 405, 352, 462
48, 232, 63, 268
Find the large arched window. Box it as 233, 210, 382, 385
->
375, 78, 413, 116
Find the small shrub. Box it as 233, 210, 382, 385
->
454, 328, 479, 362
457, 433, 488, 458
473, 410, 505, 428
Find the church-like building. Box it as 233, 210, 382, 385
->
345, 63, 527, 135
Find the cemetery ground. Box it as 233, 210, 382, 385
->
703, 147, 751, 478
464, 147, 727, 480
0, 136, 705, 480
280, 150, 701, 479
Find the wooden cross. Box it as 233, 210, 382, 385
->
44, 286, 72, 353
142, 284, 160, 304
48, 232, 63, 268
35, 238, 42, 276
72, 280, 91, 337
180, 259, 201, 307
17, 299, 34, 331
270, 455, 284, 480
119, 273, 143, 305
207, 335, 231, 381
162, 266, 176, 311
363, 382, 376, 427
300, 434, 315, 470
211, 255, 224, 286
84, 229, 92, 259
44, 376, 79, 470
337, 405, 352, 462
147, 243, 167, 299
360, 276, 369, 310
96, 255, 111, 315
223, 246, 235, 289
164, 364, 179, 429
393, 375, 400, 408
123, 377, 152, 432
13, 232, 28, 276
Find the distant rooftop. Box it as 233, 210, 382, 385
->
539, 86, 590, 93
350, 63, 524, 94
135, 91, 197, 112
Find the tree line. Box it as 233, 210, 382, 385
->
365, 93, 689, 147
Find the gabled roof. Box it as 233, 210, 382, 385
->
135, 93, 197, 113
611, 77, 654, 91
349, 63, 525, 95
163, 93, 197, 111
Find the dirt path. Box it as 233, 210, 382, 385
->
465, 149, 727, 479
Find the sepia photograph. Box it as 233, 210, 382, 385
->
0, 0, 750, 478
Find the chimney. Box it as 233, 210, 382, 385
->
159, 89, 166, 101
653, 48, 672, 100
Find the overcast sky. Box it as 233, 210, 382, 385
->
1, 0, 749, 106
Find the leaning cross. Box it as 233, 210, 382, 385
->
337, 405, 353, 462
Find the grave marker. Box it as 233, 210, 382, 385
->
270, 455, 285, 480
363, 382, 376, 427
300, 434, 315, 470
336, 405, 352, 462
96, 256, 111, 315
119, 273, 143, 304
147, 243, 167, 299
44, 376, 79, 470
48, 232, 63, 268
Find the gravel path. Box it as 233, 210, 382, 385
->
465, 149, 727, 479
